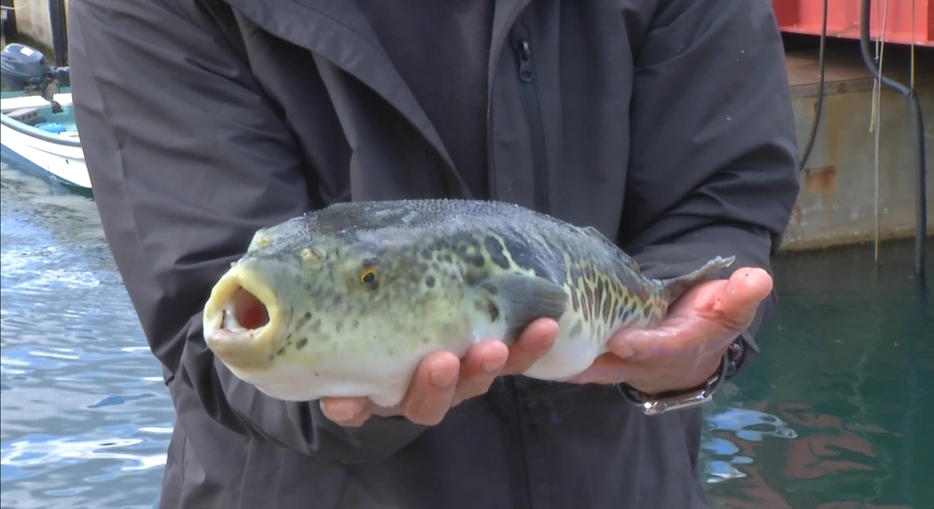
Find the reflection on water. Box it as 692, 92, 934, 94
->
1, 160, 931, 509
703, 238, 932, 509
1, 162, 174, 509
702, 407, 798, 484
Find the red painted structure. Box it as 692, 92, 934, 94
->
773, 0, 933, 47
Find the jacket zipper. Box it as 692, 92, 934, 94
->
515, 38, 549, 212
485, 0, 533, 201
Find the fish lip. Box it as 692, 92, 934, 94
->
202, 264, 282, 370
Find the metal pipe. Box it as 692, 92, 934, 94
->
859, 0, 927, 275
798, 0, 828, 173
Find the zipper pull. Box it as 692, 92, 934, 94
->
517, 39, 533, 82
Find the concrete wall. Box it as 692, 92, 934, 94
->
780, 49, 934, 251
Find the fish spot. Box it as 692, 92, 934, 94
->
426, 275, 436, 288
483, 236, 511, 269
487, 300, 500, 322
594, 279, 605, 311
277, 347, 286, 356
307, 319, 321, 334
569, 320, 583, 338
601, 292, 612, 321
296, 338, 308, 349
295, 311, 312, 329
463, 272, 481, 286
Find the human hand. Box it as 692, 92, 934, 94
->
319, 318, 560, 427
567, 267, 773, 394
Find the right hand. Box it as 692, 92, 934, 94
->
319, 318, 560, 427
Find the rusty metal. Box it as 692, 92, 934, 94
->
781, 68, 934, 254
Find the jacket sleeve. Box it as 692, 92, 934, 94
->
68, 0, 427, 463
619, 0, 800, 373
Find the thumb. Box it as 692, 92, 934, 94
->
713, 267, 773, 330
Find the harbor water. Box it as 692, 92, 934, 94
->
1, 161, 931, 509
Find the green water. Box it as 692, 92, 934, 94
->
702, 238, 933, 509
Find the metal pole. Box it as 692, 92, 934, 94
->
48, 0, 67, 67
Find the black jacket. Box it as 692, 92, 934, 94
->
68, 0, 800, 507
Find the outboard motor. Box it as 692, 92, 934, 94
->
1, 43, 49, 91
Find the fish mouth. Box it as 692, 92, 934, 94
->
202, 264, 282, 370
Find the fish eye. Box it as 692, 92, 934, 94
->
359, 267, 379, 286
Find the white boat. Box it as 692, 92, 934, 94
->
1, 90, 90, 190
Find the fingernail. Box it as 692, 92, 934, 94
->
481, 357, 506, 374
321, 400, 358, 422
430, 368, 458, 388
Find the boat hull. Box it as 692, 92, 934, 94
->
0, 92, 90, 190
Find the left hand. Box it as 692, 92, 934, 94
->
566, 266, 773, 394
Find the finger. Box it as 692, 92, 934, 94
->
453, 340, 508, 405
713, 267, 773, 330
320, 397, 371, 427
402, 350, 460, 426
502, 318, 559, 375
565, 352, 629, 385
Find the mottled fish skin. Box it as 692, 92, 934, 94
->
202, 199, 734, 407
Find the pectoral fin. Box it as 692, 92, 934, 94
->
471, 274, 568, 344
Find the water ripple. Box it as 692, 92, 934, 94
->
2, 163, 174, 509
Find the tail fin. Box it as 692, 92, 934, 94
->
661, 256, 736, 302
